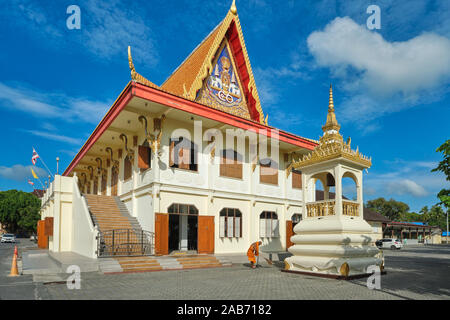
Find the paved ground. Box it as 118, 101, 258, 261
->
1, 240, 450, 300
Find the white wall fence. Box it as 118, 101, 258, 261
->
40, 174, 98, 259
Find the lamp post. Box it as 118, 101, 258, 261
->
447, 209, 449, 244
56, 157, 60, 175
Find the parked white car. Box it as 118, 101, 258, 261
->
376, 238, 403, 250
1, 234, 16, 243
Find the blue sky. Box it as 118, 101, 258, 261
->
0, 0, 448, 213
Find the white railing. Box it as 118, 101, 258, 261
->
342, 200, 359, 216
306, 200, 336, 217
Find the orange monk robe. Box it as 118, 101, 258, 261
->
247, 242, 260, 264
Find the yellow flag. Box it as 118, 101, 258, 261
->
31, 168, 39, 179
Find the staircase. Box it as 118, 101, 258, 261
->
85, 195, 133, 231
85, 194, 233, 272
101, 255, 232, 274
84, 195, 153, 257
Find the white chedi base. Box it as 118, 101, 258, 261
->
285, 217, 383, 277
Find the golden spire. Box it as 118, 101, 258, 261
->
291, 84, 372, 170
322, 84, 341, 134
328, 84, 334, 111
230, 0, 237, 15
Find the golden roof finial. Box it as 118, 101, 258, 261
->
322, 84, 341, 134
128, 46, 135, 74
329, 84, 334, 111
230, 0, 237, 15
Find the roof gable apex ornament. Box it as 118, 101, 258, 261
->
230, 0, 237, 15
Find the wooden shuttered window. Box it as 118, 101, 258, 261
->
169, 138, 197, 171
219, 208, 242, 238
124, 156, 132, 181
220, 150, 243, 179
138, 145, 151, 171
44, 217, 54, 236
260, 159, 278, 185
260, 211, 279, 238
292, 169, 302, 189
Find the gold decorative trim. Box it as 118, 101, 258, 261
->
340, 262, 350, 277
128, 46, 160, 89
186, 4, 266, 124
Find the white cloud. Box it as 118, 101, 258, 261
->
364, 159, 448, 201
22, 130, 83, 145
82, 0, 158, 65
0, 82, 110, 124
308, 17, 450, 96
307, 17, 450, 124
2, 0, 158, 65
0, 165, 47, 182
386, 179, 428, 197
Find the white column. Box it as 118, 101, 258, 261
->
179, 215, 188, 251
357, 171, 363, 218
334, 165, 343, 216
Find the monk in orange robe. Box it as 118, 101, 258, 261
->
247, 241, 262, 269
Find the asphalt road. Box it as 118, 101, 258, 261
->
0, 239, 37, 300
1, 241, 449, 300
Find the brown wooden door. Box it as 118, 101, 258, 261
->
101, 175, 107, 195
198, 216, 214, 254
37, 220, 48, 249
155, 213, 168, 255
286, 220, 294, 251
111, 170, 118, 196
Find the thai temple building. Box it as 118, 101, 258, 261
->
38, 1, 382, 276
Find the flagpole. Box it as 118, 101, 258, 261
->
30, 168, 46, 189
27, 180, 36, 190
33, 146, 54, 179
34, 176, 45, 189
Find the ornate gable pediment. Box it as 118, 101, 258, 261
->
195, 39, 251, 119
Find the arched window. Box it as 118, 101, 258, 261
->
260, 158, 278, 185
260, 211, 279, 238
219, 208, 242, 238
124, 155, 132, 181
168, 203, 198, 215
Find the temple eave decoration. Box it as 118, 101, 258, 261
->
128, 46, 160, 90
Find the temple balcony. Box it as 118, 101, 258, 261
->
306, 199, 360, 218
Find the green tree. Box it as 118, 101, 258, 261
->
398, 211, 424, 222
0, 190, 41, 234
422, 205, 447, 230
432, 140, 450, 210
366, 197, 410, 221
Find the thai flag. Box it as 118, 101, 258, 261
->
31, 148, 39, 165
27, 179, 34, 186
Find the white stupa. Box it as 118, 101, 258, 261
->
284, 85, 383, 278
